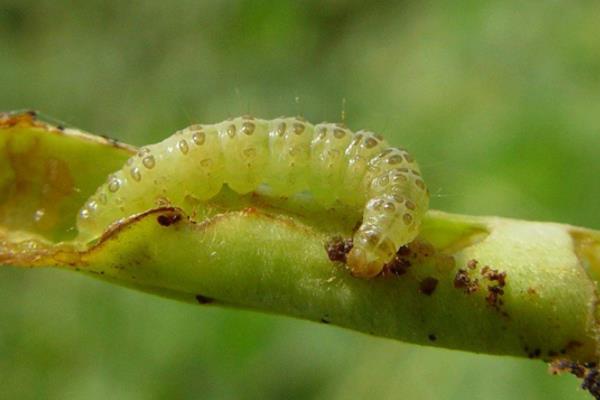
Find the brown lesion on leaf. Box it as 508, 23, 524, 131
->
0, 123, 75, 240
0, 111, 135, 241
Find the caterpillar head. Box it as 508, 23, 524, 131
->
346, 246, 386, 278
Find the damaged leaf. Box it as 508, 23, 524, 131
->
1, 111, 600, 370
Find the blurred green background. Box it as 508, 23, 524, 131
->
1, 1, 599, 399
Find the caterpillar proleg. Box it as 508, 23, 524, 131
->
77, 116, 429, 278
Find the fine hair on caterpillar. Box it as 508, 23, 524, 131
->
77, 116, 429, 278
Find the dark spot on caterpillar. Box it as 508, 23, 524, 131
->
227, 124, 236, 137
195, 294, 214, 304
364, 137, 378, 148
325, 236, 353, 263
428, 334, 437, 342
241, 121, 255, 135
292, 122, 305, 135
25, 109, 38, 117
419, 277, 438, 296
57, 125, 65, 131
157, 212, 182, 227
320, 316, 331, 324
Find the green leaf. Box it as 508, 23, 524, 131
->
1, 111, 599, 364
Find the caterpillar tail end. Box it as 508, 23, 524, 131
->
346, 247, 386, 278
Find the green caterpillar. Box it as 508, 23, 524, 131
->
77, 116, 429, 277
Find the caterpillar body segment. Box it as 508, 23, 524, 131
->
309, 123, 354, 207
217, 118, 269, 194
77, 116, 429, 278
264, 118, 313, 196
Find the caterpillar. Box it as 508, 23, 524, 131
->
77, 116, 429, 278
